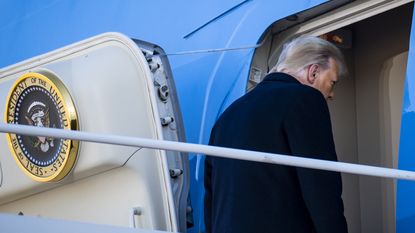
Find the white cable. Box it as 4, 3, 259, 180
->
156, 43, 262, 56
1, 123, 415, 181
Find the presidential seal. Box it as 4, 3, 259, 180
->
5, 71, 79, 182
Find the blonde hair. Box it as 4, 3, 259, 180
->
271, 35, 347, 78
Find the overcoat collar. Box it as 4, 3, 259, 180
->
262, 72, 301, 84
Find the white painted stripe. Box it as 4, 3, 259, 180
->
1, 123, 415, 181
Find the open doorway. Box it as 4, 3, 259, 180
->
249, 2, 413, 233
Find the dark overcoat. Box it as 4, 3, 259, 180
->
204, 72, 348, 233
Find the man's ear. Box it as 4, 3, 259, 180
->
307, 64, 319, 84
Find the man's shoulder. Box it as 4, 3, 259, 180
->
292, 84, 324, 100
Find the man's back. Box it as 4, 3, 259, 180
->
204, 72, 347, 233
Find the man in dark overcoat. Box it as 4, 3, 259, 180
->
204, 36, 348, 233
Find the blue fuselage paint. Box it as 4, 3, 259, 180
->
397, 5, 415, 232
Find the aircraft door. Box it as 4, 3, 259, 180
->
0, 32, 189, 232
